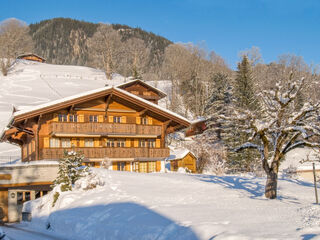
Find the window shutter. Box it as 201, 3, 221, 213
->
156, 139, 161, 148
98, 115, 104, 123
147, 117, 153, 125
71, 138, 77, 147
134, 139, 139, 147
122, 116, 126, 123
79, 138, 84, 147
94, 139, 100, 147
78, 114, 84, 123
125, 139, 131, 147
108, 116, 113, 123
44, 137, 49, 148
136, 117, 141, 124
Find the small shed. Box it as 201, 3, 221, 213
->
17, 53, 46, 63
166, 148, 197, 173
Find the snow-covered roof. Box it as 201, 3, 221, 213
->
166, 147, 194, 161
11, 85, 189, 124
16, 53, 46, 61
117, 79, 167, 98
115, 87, 190, 123
190, 117, 206, 125
13, 86, 113, 117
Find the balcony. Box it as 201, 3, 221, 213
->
39, 147, 170, 160
48, 122, 162, 136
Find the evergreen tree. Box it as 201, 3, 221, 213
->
227, 55, 260, 172
53, 150, 88, 192
234, 55, 257, 111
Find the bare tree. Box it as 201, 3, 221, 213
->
239, 46, 263, 66
0, 18, 33, 76
218, 76, 320, 199
87, 24, 124, 79
122, 38, 150, 79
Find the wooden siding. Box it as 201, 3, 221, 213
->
0, 190, 8, 222
40, 147, 169, 160
171, 153, 197, 173
48, 122, 162, 136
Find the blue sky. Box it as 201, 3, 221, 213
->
2, 0, 320, 68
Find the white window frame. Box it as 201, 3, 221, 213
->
85, 138, 94, 147
50, 138, 60, 148
61, 138, 71, 148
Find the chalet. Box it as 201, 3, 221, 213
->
1, 81, 190, 171
0, 80, 190, 222
185, 118, 207, 137
166, 148, 197, 173
16, 53, 46, 63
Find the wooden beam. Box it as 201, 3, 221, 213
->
161, 120, 172, 148
105, 94, 112, 116
35, 114, 42, 160
138, 109, 148, 116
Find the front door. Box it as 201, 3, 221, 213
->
117, 162, 126, 171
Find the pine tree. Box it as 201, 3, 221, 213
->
53, 150, 88, 192
234, 55, 257, 111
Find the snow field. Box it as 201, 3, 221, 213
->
24, 169, 320, 240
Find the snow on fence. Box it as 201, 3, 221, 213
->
40, 73, 106, 81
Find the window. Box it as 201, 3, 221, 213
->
113, 116, 121, 123
148, 139, 156, 148
58, 114, 67, 122
117, 162, 126, 171
117, 139, 125, 147
141, 117, 147, 125
89, 115, 98, 122
139, 162, 148, 173
50, 138, 60, 148
61, 138, 71, 148
85, 138, 94, 147
139, 139, 147, 148
106, 139, 115, 147
69, 114, 78, 122
148, 161, 156, 172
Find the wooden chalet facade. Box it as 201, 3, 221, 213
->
1, 80, 190, 173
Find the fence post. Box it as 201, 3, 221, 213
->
313, 163, 318, 204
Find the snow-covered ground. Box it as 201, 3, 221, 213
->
18, 169, 320, 240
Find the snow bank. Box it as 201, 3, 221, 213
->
22, 169, 320, 239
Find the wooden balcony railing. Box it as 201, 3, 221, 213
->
49, 122, 162, 136
40, 147, 170, 160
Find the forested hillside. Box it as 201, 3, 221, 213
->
29, 18, 171, 69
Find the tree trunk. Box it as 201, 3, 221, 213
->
265, 170, 278, 199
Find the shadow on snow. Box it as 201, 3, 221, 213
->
44, 202, 199, 240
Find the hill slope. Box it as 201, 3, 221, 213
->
29, 18, 172, 68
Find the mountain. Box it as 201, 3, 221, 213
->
29, 18, 172, 69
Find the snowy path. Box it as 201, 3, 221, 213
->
2, 224, 66, 240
